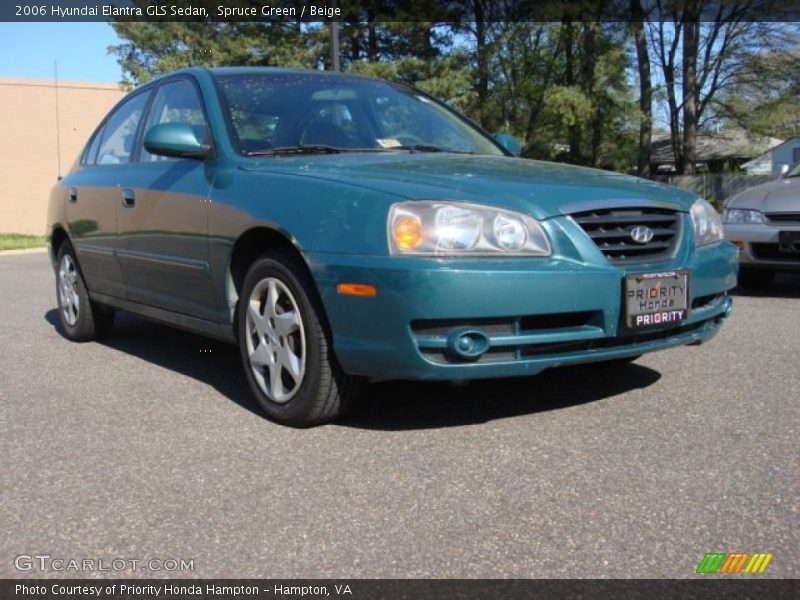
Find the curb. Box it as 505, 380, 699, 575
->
0, 247, 48, 256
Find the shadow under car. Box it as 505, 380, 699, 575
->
46, 308, 663, 431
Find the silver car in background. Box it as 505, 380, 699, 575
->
723, 161, 800, 287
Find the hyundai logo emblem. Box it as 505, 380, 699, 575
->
630, 226, 654, 244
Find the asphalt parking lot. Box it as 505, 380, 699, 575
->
0, 250, 797, 578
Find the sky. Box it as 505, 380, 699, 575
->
0, 23, 122, 83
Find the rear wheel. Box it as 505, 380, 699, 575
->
738, 267, 774, 289
56, 241, 114, 341
237, 249, 359, 427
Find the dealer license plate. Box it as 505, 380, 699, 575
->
625, 270, 689, 328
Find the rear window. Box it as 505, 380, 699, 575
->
82, 125, 105, 165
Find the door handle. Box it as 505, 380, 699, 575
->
68, 187, 77, 203
121, 188, 135, 208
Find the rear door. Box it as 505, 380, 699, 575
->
65, 90, 152, 299
116, 77, 216, 320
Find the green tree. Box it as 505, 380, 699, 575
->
110, 21, 317, 86
107, 6, 795, 177
631, 0, 653, 176
348, 52, 473, 112
646, 2, 795, 173
487, 20, 635, 168
716, 46, 800, 140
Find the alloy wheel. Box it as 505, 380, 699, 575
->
245, 277, 306, 403
58, 254, 80, 326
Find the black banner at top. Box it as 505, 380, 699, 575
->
3, 0, 800, 23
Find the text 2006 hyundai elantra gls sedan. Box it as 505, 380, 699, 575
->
48, 67, 737, 426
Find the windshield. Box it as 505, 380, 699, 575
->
785, 161, 800, 177
213, 72, 505, 156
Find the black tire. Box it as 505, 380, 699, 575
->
55, 241, 114, 342
237, 248, 359, 427
738, 267, 774, 289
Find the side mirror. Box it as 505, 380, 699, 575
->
143, 122, 210, 159
495, 133, 522, 157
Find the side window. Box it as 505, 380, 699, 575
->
82, 125, 105, 165
141, 79, 208, 162
95, 92, 151, 165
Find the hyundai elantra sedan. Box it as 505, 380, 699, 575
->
48, 67, 737, 426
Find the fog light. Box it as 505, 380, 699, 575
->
446, 328, 489, 360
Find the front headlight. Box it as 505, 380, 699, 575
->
388, 201, 551, 256
690, 198, 723, 246
722, 208, 766, 225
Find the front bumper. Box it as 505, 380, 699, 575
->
309, 219, 737, 380
725, 222, 800, 271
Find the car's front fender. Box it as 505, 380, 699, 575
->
209, 168, 401, 255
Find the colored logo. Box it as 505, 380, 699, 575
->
630, 225, 654, 244
696, 552, 773, 574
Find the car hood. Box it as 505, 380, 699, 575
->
725, 177, 800, 213
241, 154, 697, 220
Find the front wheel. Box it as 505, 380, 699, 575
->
56, 241, 114, 341
237, 249, 359, 427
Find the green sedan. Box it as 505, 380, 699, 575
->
48, 67, 737, 426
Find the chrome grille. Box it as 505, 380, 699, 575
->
572, 207, 681, 264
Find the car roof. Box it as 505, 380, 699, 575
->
148, 66, 380, 85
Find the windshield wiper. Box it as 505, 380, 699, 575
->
246, 144, 344, 156
395, 144, 475, 154
246, 145, 409, 156
245, 144, 476, 156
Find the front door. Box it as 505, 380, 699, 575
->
116, 78, 216, 321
